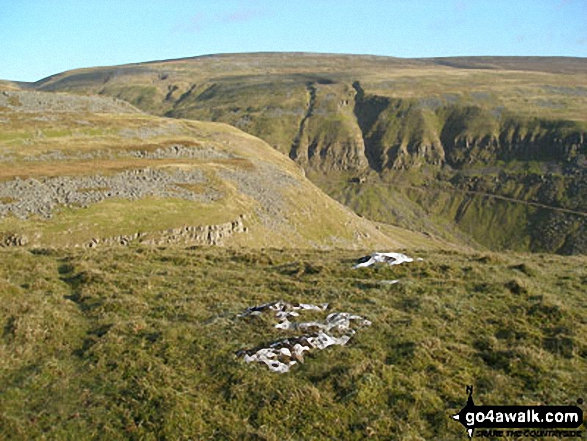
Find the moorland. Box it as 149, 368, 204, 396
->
0, 53, 586, 440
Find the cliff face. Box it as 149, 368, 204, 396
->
349, 91, 587, 254
353, 82, 446, 171
351, 88, 586, 173
287, 82, 368, 172
165, 80, 370, 173
283, 85, 586, 254
164, 80, 586, 177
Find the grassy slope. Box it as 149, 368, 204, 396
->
0, 246, 585, 439
0, 81, 22, 91
0, 89, 440, 250
311, 172, 484, 249
315, 176, 587, 254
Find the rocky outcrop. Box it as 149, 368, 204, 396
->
352, 93, 587, 172
0, 217, 247, 249
288, 82, 368, 172
0, 232, 28, 247
0, 168, 219, 219
439, 111, 586, 168
353, 90, 445, 171
129, 144, 234, 160
84, 215, 247, 248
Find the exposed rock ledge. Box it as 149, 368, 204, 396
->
84, 215, 247, 248
0, 215, 247, 249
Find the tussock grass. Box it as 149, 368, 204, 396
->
0, 246, 585, 439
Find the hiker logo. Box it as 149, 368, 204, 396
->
451, 386, 584, 438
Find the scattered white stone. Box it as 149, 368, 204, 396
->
237, 301, 371, 373
353, 252, 421, 269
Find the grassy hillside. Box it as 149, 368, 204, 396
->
32, 53, 587, 121
29, 53, 587, 254
0, 89, 438, 251
314, 175, 587, 254
0, 81, 23, 91
31, 54, 587, 157
1, 245, 585, 439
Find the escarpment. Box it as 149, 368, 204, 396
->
97, 77, 585, 176
349, 88, 586, 174
0, 217, 248, 249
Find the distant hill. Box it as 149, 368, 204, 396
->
0, 80, 24, 91
21, 53, 587, 253
429, 56, 587, 74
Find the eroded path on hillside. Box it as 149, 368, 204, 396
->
405, 185, 587, 217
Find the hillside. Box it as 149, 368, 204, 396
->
0, 88, 442, 250
30, 53, 587, 254
0, 55, 586, 441
0, 81, 22, 91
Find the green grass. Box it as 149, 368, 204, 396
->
0, 246, 585, 440
0, 196, 249, 247
1, 57, 583, 438
34, 53, 587, 124
311, 172, 587, 255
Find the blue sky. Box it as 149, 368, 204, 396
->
1, 0, 586, 82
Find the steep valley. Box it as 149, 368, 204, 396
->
30, 53, 587, 253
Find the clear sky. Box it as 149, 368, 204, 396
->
1, 0, 586, 82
